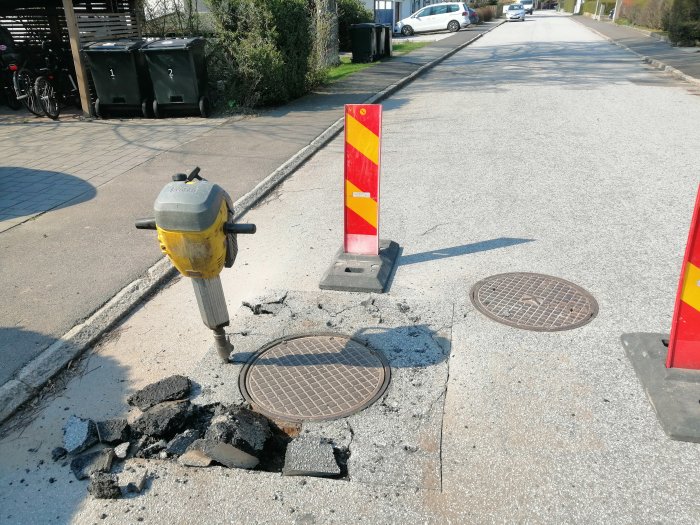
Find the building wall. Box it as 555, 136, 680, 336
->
365, 0, 448, 24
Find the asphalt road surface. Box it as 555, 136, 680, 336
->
2, 12, 700, 524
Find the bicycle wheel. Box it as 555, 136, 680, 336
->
35, 75, 60, 120
13, 69, 43, 116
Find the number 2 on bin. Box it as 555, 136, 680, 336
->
168, 68, 173, 79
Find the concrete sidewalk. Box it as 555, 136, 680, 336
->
573, 15, 700, 85
0, 22, 502, 422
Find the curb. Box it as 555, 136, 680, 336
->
575, 19, 700, 88
0, 21, 503, 425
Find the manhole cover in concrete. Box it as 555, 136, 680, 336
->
239, 334, 390, 422
470, 272, 598, 331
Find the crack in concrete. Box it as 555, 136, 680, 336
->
421, 223, 449, 236
438, 302, 455, 492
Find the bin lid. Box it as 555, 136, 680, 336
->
83, 39, 145, 52
141, 37, 205, 51
350, 23, 377, 30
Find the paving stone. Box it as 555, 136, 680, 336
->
131, 400, 193, 439
114, 442, 130, 459
165, 429, 201, 457
96, 419, 129, 444
71, 449, 115, 480
63, 416, 98, 455
282, 437, 341, 478
88, 473, 121, 499
127, 375, 191, 411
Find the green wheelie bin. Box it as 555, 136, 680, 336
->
83, 39, 153, 118
140, 37, 209, 118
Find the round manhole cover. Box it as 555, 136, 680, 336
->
239, 334, 390, 422
470, 272, 598, 331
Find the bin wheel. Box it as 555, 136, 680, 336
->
152, 100, 161, 119
94, 98, 102, 119
141, 99, 150, 118
199, 96, 209, 118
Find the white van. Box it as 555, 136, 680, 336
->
394, 2, 471, 36
520, 0, 534, 14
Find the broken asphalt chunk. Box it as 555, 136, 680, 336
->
51, 447, 67, 462
114, 442, 130, 459
88, 473, 121, 499
205, 406, 271, 456
282, 437, 341, 478
63, 416, 98, 455
131, 400, 193, 439
96, 419, 130, 444
207, 441, 259, 469
136, 440, 167, 459
165, 429, 201, 457
127, 375, 191, 412
178, 448, 212, 467
71, 448, 115, 480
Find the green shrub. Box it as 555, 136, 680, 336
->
205, 0, 315, 107
338, 0, 373, 52
582, 1, 616, 15
619, 0, 673, 30
475, 6, 495, 21
668, 0, 700, 44
560, 0, 576, 13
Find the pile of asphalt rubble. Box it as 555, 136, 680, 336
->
54, 375, 345, 499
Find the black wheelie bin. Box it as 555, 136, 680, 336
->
140, 37, 209, 118
350, 23, 377, 63
374, 24, 385, 60
83, 39, 152, 118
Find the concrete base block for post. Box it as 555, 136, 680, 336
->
622, 332, 700, 443
319, 239, 400, 293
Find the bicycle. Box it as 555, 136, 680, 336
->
34, 42, 79, 120
11, 55, 43, 116
0, 57, 21, 110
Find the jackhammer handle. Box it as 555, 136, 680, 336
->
135, 218, 157, 230
224, 223, 256, 234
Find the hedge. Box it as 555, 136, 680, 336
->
206, 0, 318, 107
338, 0, 373, 52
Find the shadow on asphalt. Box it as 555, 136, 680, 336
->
0, 167, 96, 220
399, 237, 534, 266
416, 41, 659, 90
0, 324, 138, 523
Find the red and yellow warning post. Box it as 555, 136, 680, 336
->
667, 185, 700, 369
344, 104, 381, 256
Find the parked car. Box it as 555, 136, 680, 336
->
520, 0, 534, 14
467, 6, 480, 25
505, 3, 526, 21
395, 2, 471, 36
